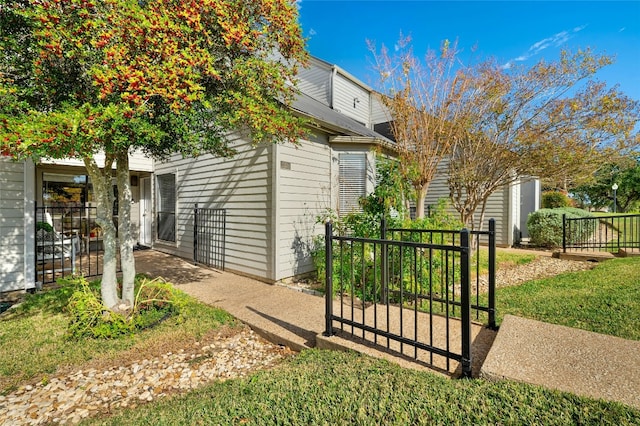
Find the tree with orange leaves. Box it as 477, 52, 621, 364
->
1, 0, 307, 312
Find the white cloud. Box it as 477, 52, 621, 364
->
512, 25, 587, 64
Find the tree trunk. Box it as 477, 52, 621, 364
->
84, 156, 119, 310
414, 184, 430, 219
116, 151, 136, 306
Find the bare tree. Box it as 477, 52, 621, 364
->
369, 37, 471, 218
448, 50, 640, 231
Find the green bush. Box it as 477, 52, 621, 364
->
541, 191, 572, 208
312, 200, 464, 302
527, 207, 594, 248
65, 276, 187, 339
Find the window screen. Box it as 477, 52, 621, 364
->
339, 153, 366, 216
156, 173, 176, 242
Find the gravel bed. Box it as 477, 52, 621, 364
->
0, 327, 292, 425
482, 256, 596, 292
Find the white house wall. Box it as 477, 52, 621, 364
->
0, 159, 35, 292
332, 73, 371, 126
370, 95, 390, 125
519, 178, 540, 238
152, 134, 274, 280
276, 131, 332, 280
39, 149, 153, 172
297, 58, 332, 107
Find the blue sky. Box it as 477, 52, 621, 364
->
297, 1, 640, 101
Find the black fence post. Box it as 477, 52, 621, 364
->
193, 203, 198, 263
221, 210, 226, 270
324, 221, 334, 337
488, 218, 497, 330
460, 228, 472, 378
380, 217, 388, 303
562, 214, 567, 253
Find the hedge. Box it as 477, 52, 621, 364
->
527, 207, 594, 248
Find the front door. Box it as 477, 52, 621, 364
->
139, 177, 152, 246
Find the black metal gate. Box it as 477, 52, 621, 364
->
324, 219, 496, 378
193, 205, 226, 270
35, 204, 120, 285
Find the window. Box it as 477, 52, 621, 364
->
156, 173, 176, 242
42, 173, 88, 207
339, 153, 366, 216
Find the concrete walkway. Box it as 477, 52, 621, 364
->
136, 249, 640, 409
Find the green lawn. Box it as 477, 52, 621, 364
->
493, 256, 640, 340
85, 349, 639, 425
0, 283, 238, 395
2, 258, 640, 424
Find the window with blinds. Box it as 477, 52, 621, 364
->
339, 153, 366, 216
156, 173, 176, 242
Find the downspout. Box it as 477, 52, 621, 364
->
24, 160, 36, 290
271, 143, 280, 282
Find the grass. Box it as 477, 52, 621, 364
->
84, 349, 640, 425
472, 247, 537, 276
0, 280, 238, 395
588, 212, 640, 252
2, 258, 640, 423
492, 256, 640, 340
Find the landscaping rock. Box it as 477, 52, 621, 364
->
0, 328, 291, 425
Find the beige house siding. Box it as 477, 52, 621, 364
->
332, 72, 371, 126
152, 135, 274, 280
39, 149, 153, 172
423, 159, 512, 246
297, 58, 332, 107
276, 131, 332, 279
0, 159, 35, 292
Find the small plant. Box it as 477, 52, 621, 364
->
65, 276, 186, 339
36, 221, 54, 233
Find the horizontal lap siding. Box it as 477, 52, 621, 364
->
277, 133, 331, 280
0, 159, 26, 292
39, 150, 153, 172
423, 159, 509, 245
333, 73, 371, 125
298, 61, 332, 106
370, 95, 390, 124
153, 135, 273, 279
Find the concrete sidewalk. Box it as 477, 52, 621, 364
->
136, 250, 640, 409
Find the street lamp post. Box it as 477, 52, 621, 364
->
612, 183, 618, 213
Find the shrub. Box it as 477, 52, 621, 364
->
65, 276, 186, 339
542, 191, 572, 209
527, 208, 594, 248
311, 199, 464, 301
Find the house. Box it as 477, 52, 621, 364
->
0, 56, 539, 292
0, 153, 153, 293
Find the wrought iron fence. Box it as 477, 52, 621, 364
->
563, 214, 640, 254
324, 219, 496, 378
193, 205, 226, 270
35, 204, 120, 285
384, 219, 497, 326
